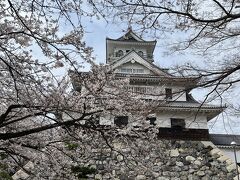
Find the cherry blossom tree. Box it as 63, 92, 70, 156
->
0, 1, 162, 178
3, 0, 239, 178
0, 0, 157, 178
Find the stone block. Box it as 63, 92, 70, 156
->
209, 148, 220, 156
194, 160, 201, 166
157, 177, 170, 180
162, 171, 170, 176
197, 171, 205, 177
176, 161, 184, 167
95, 174, 102, 179
117, 154, 124, 162
234, 175, 240, 180
189, 168, 195, 174
201, 141, 216, 148
136, 175, 146, 180
226, 158, 234, 165
170, 149, 179, 157
217, 155, 229, 163
152, 166, 161, 172
226, 164, 236, 172
178, 148, 184, 153
186, 155, 196, 162
152, 172, 160, 178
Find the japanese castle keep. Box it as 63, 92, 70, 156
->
71, 29, 240, 180
104, 28, 224, 141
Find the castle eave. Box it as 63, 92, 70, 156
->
106, 38, 156, 46
155, 101, 225, 121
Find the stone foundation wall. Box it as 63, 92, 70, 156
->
80, 140, 239, 180
12, 139, 240, 180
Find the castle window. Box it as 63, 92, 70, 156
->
121, 68, 144, 74
116, 50, 123, 57
138, 51, 143, 57
121, 68, 132, 73
114, 116, 128, 127
171, 118, 185, 129
133, 69, 144, 74
165, 88, 172, 100
146, 117, 156, 125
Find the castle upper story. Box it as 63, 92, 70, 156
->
106, 28, 156, 64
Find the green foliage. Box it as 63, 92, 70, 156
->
65, 142, 79, 150
0, 163, 8, 170
0, 153, 8, 160
0, 171, 12, 180
71, 165, 96, 179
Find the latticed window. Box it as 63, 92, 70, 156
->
120, 68, 144, 74
121, 68, 132, 73
132, 68, 144, 73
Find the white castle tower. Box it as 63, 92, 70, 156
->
103, 28, 224, 140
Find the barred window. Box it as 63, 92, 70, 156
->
138, 51, 143, 56
121, 68, 144, 74
116, 50, 123, 57
165, 88, 172, 100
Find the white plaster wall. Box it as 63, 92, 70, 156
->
218, 148, 240, 163
107, 43, 153, 62
100, 114, 113, 125
99, 112, 208, 130
114, 46, 147, 56
155, 112, 208, 129
139, 85, 186, 101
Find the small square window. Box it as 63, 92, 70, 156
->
171, 118, 185, 129
114, 116, 128, 127
165, 88, 172, 100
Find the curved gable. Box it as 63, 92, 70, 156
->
112, 51, 170, 76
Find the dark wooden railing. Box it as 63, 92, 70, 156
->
158, 128, 210, 141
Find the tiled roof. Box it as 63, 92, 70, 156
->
210, 134, 240, 146
115, 73, 198, 80
106, 28, 156, 43
158, 101, 225, 109
156, 101, 224, 121
106, 38, 156, 44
